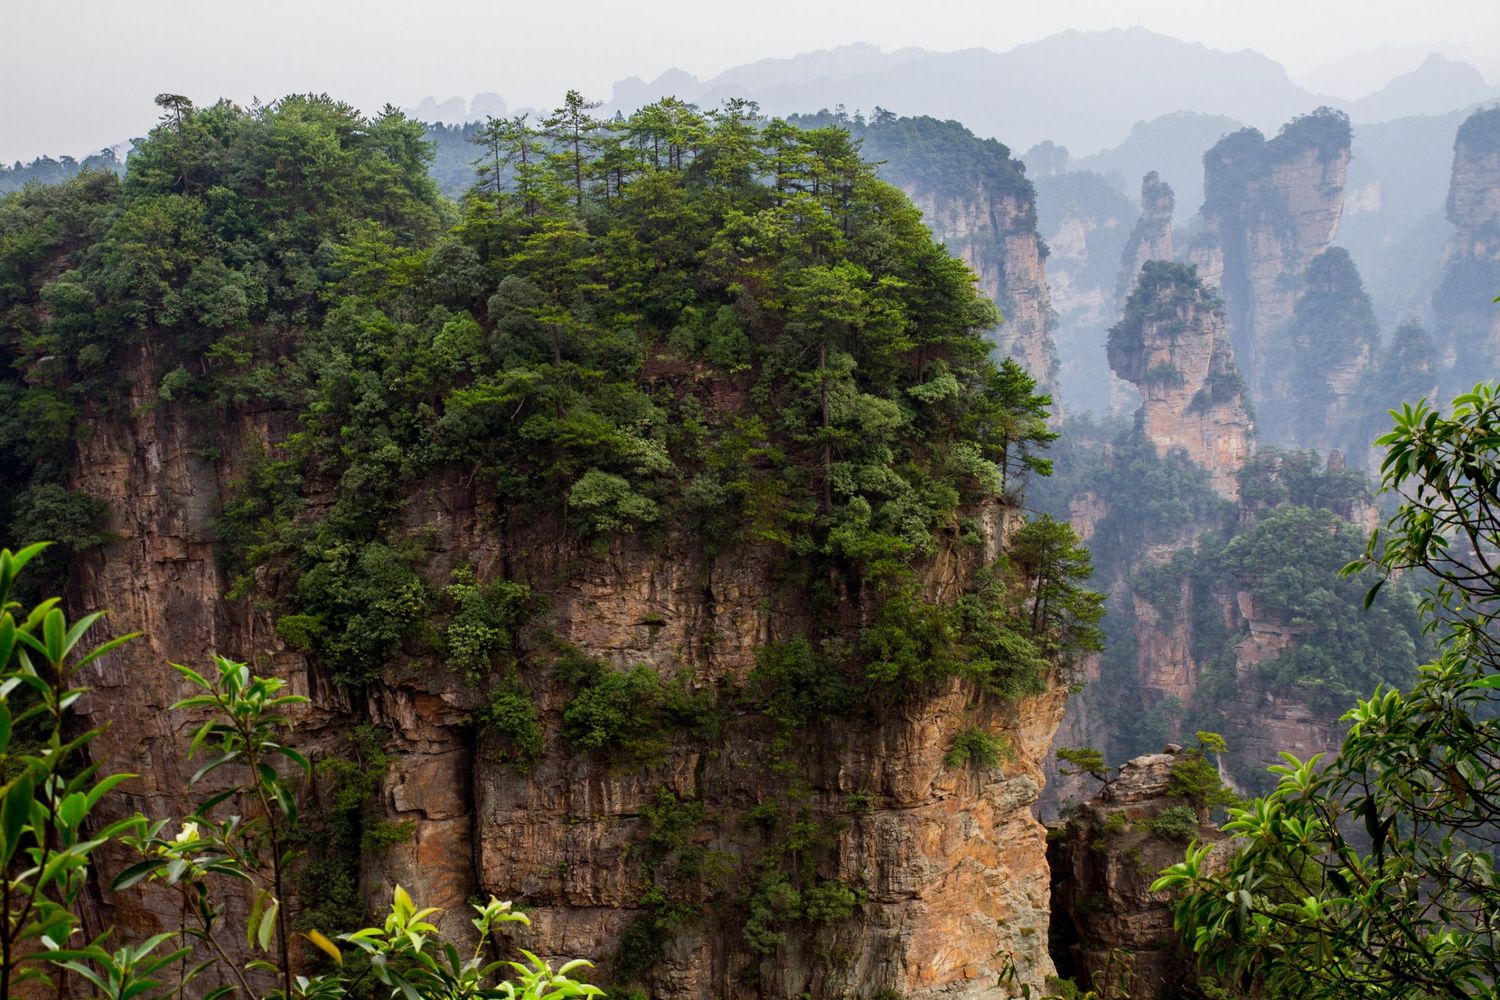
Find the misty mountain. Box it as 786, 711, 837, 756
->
1341, 105, 1481, 325
607, 28, 1321, 155
1071, 111, 1244, 221
1346, 55, 1499, 123
404, 92, 508, 125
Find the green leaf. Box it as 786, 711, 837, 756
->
1, 767, 35, 865
112, 858, 169, 891
85, 772, 136, 811
246, 890, 267, 949
42, 608, 65, 664
189, 750, 241, 785
258, 898, 279, 951
56, 792, 87, 831
0, 614, 16, 671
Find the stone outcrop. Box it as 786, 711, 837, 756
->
1433, 106, 1500, 391
1048, 748, 1228, 1000
1194, 109, 1352, 413
1108, 261, 1253, 500
1116, 173, 1175, 303
854, 119, 1061, 398
1105, 172, 1177, 417
69, 339, 1068, 999
903, 183, 1059, 398
1267, 247, 1378, 453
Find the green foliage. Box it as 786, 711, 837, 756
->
743, 872, 863, 955
943, 726, 1008, 770
1453, 105, 1500, 157
613, 785, 721, 985
1274, 247, 1379, 447
1234, 446, 1370, 514
1204, 109, 1350, 223
441, 568, 543, 682
0, 543, 144, 997
1216, 506, 1425, 710
1158, 384, 1500, 998
1108, 262, 1222, 383
1056, 746, 1111, 783
479, 686, 544, 768
1145, 808, 1198, 848
561, 657, 716, 765
1163, 737, 1236, 813
567, 469, 660, 536
297, 725, 412, 938
294, 542, 431, 685
750, 636, 861, 738
0, 151, 124, 194
1005, 515, 1106, 668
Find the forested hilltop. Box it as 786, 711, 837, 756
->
0, 93, 1097, 998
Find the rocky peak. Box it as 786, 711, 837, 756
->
1108, 261, 1253, 499
1268, 246, 1378, 453
1446, 107, 1500, 242
1195, 109, 1352, 407
1116, 172, 1176, 303
1048, 746, 1227, 1000
1433, 107, 1500, 386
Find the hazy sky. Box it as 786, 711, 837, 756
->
4, 0, 1499, 163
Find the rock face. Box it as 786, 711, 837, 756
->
1116, 173, 1175, 303
1108, 261, 1253, 500
1194, 110, 1352, 415
846, 116, 1061, 398
1268, 247, 1378, 454
1433, 107, 1500, 390
1048, 748, 1227, 1000
903, 183, 1059, 398
1105, 172, 1177, 418
69, 340, 1068, 999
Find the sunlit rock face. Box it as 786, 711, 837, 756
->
1108, 261, 1253, 501
1048, 747, 1230, 1000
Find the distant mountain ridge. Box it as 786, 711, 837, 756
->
605, 28, 1322, 155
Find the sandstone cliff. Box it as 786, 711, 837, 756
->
69, 339, 1068, 1000
1194, 109, 1352, 421
1116, 173, 1175, 304
831, 115, 1061, 398
1433, 106, 1500, 391
1048, 747, 1228, 1000
1265, 247, 1378, 454
1107, 261, 1252, 500
902, 185, 1058, 398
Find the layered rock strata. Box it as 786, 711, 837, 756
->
1108, 261, 1253, 500
1194, 110, 1352, 411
